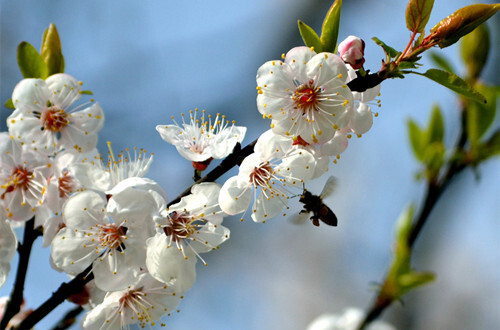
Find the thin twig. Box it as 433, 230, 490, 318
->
0, 218, 41, 330
50, 305, 84, 330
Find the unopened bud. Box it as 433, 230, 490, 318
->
338, 35, 365, 69
430, 4, 500, 48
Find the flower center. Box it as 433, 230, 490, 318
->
249, 162, 273, 188
98, 224, 128, 250
292, 135, 309, 146
42, 106, 68, 132
292, 80, 319, 112
1, 166, 33, 199
163, 211, 195, 241
58, 171, 74, 198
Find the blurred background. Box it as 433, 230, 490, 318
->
1, 0, 499, 329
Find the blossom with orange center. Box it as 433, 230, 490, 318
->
0, 133, 51, 221
146, 182, 228, 293
51, 187, 157, 291
256, 46, 354, 145
7, 73, 104, 155
81, 273, 181, 329
219, 129, 316, 222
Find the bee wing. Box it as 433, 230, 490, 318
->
320, 176, 337, 199
288, 212, 309, 225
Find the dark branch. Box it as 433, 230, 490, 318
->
347, 72, 385, 92
1, 218, 41, 330
16, 265, 93, 330
168, 139, 257, 207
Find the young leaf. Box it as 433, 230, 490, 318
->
405, 0, 435, 33
430, 4, 500, 48
408, 119, 426, 161
41, 23, 65, 75
5, 99, 15, 110
429, 52, 454, 72
460, 22, 489, 80
410, 69, 486, 103
466, 84, 498, 145
372, 37, 400, 58
297, 20, 323, 52
17, 41, 49, 79
320, 0, 342, 52
427, 104, 444, 143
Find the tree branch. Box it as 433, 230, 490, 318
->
16, 265, 93, 330
167, 139, 257, 207
1, 218, 41, 330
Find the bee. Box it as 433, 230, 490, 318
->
298, 176, 338, 227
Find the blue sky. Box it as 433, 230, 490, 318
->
1, 1, 499, 329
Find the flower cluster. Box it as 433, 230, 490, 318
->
0, 72, 233, 328
1, 36, 381, 329
217, 45, 380, 222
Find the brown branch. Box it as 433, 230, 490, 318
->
15, 265, 93, 330
0, 218, 41, 330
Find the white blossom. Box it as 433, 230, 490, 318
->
219, 130, 316, 222
146, 182, 228, 292
69, 145, 153, 194
51, 187, 157, 291
81, 272, 181, 329
156, 109, 246, 169
7, 74, 104, 155
0, 133, 51, 221
307, 308, 395, 330
256, 46, 354, 145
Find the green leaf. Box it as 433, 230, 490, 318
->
372, 37, 400, 58
41, 23, 65, 75
428, 52, 455, 72
408, 119, 426, 161
5, 99, 15, 109
398, 272, 436, 294
406, 0, 435, 33
17, 41, 49, 79
467, 84, 498, 145
460, 22, 490, 80
427, 104, 444, 143
297, 20, 323, 52
410, 69, 486, 103
480, 129, 500, 158
320, 0, 342, 52
397, 61, 419, 70
430, 4, 500, 48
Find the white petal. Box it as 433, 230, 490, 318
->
349, 103, 373, 135
146, 234, 197, 293
92, 251, 139, 291
68, 102, 104, 133
63, 190, 107, 229
46, 73, 82, 109
219, 176, 252, 215
250, 192, 285, 223
12, 78, 49, 113
285, 46, 317, 82
50, 228, 97, 274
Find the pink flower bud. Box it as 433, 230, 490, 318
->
338, 35, 365, 69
